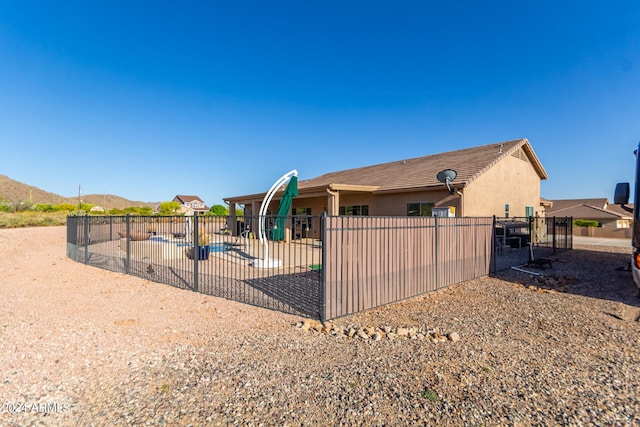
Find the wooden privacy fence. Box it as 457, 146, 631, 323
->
322, 216, 494, 320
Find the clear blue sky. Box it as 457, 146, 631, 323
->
1, 1, 639, 207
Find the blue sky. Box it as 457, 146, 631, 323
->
1, 1, 639, 207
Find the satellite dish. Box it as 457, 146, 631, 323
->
436, 169, 457, 194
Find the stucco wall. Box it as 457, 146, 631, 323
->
366, 190, 460, 216
289, 189, 460, 217
463, 152, 541, 217
573, 226, 632, 238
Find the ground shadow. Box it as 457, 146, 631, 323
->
240, 271, 322, 318
493, 247, 640, 309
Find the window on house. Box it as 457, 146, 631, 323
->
407, 202, 434, 216
339, 205, 369, 216
525, 206, 534, 218
293, 207, 312, 215
293, 208, 313, 239
505, 204, 510, 218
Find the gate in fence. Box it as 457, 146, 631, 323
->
67, 214, 571, 320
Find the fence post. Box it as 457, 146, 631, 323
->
552, 216, 557, 254
569, 216, 573, 249
527, 216, 533, 262
125, 214, 131, 274
109, 215, 113, 241
434, 215, 439, 289
320, 212, 327, 322
83, 215, 89, 264
193, 215, 199, 293
491, 215, 496, 273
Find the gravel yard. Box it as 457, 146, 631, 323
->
1, 226, 639, 426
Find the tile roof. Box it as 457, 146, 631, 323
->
607, 203, 634, 216
175, 195, 205, 203
173, 195, 209, 211
547, 198, 632, 220
546, 198, 608, 212
298, 138, 547, 193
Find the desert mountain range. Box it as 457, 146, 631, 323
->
0, 174, 156, 210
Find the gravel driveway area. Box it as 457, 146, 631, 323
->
1, 226, 639, 426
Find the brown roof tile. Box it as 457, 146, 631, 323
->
546, 198, 608, 212
298, 138, 546, 193
547, 198, 632, 219
175, 195, 204, 203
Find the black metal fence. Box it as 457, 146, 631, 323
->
493, 216, 572, 272
67, 215, 324, 318
67, 214, 571, 320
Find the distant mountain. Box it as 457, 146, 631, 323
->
0, 174, 157, 210
77, 194, 158, 210
0, 174, 67, 205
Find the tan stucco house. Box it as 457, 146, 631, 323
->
172, 195, 209, 215
546, 198, 632, 228
224, 138, 548, 238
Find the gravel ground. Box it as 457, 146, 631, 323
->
1, 226, 639, 426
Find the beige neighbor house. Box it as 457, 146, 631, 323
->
172, 195, 209, 215
224, 138, 548, 239
546, 198, 632, 229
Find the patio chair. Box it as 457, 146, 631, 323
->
495, 236, 509, 255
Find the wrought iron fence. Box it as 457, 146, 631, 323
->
67, 215, 324, 318
493, 216, 573, 272
67, 214, 572, 320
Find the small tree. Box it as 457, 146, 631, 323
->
157, 201, 181, 216
209, 204, 229, 216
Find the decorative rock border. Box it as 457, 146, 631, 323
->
297, 319, 460, 343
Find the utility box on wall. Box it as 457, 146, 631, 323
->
432, 206, 456, 218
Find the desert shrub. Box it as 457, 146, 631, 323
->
55, 203, 77, 212
120, 206, 153, 216
573, 219, 600, 227
122, 207, 140, 215
34, 204, 57, 212
0, 211, 68, 228
138, 207, 153, 216
8, 200, 35, 212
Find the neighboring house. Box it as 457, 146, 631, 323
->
172, 195, 209, 215
224, 138, 548, 238
546, 198, 633, 228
